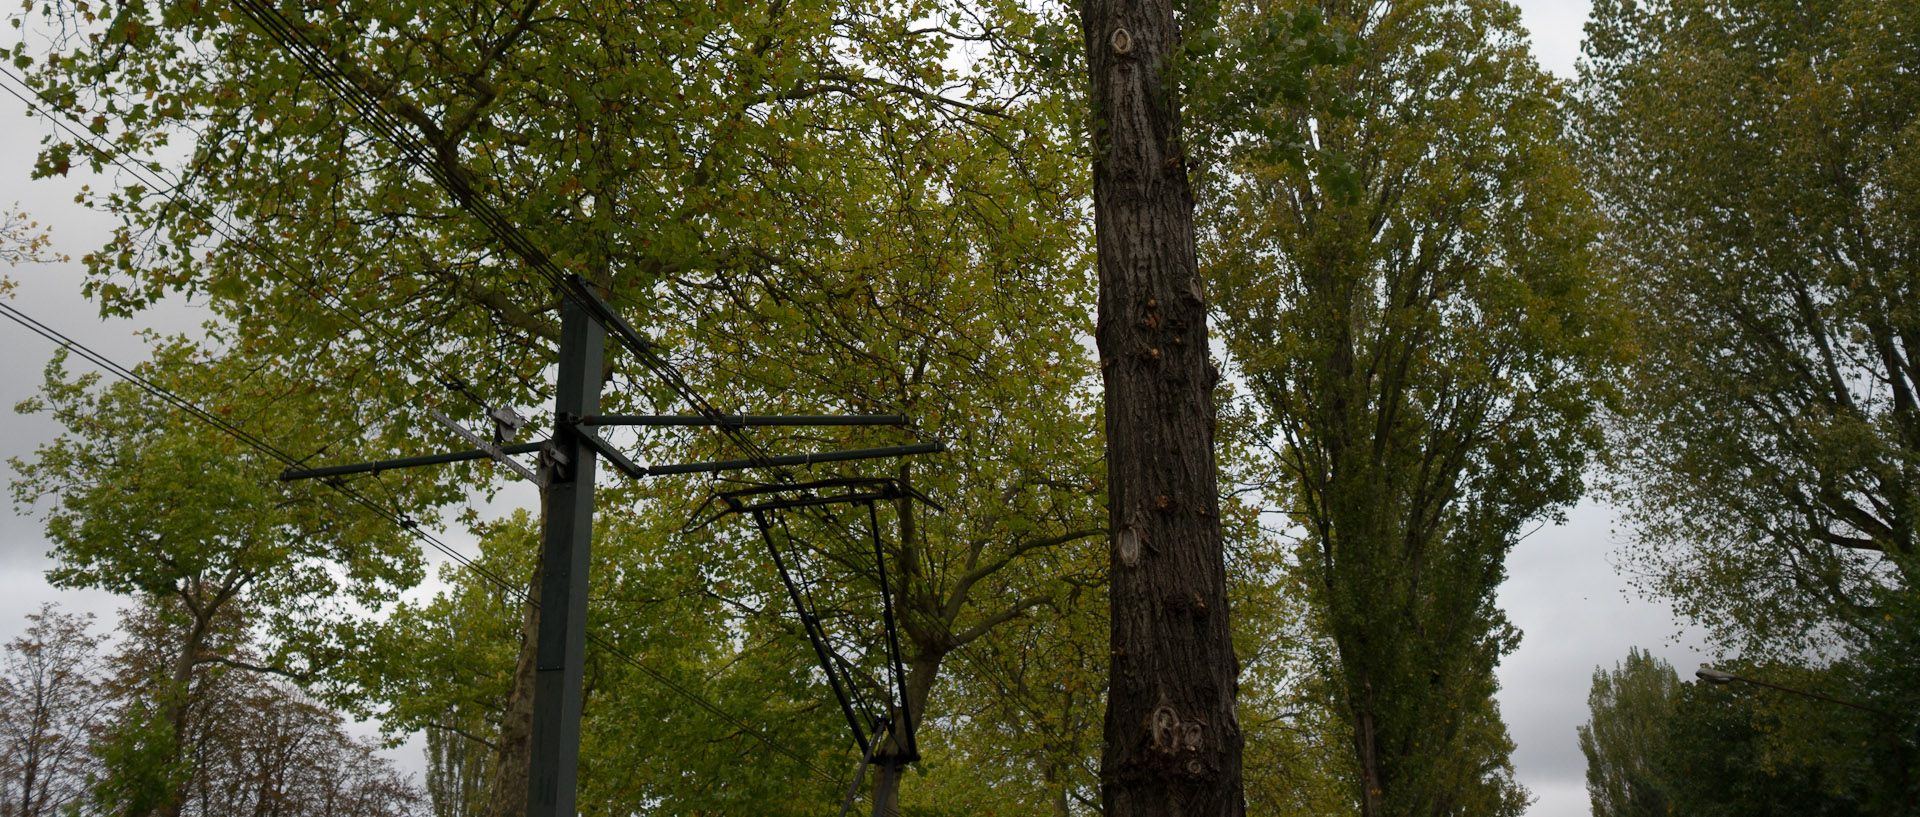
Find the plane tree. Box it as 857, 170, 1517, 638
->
8, 345, 430, 816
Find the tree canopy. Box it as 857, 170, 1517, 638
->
1579, 0, 1920, 658
15, 0, 1920, 812
1577, 647, 1678, 817
1577, 0, 1919, 807
10, 0, 1126, 812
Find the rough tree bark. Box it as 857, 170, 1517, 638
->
1077, 0, 1244, 814
480, 552, 539, 817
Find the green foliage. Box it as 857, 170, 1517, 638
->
1656, 677, 1875, 817
1577, 648, 1678, 817
1577, 0, 1920, 809
1855, 583, 1920, 804
9, 345, 430, 668
1194, 0, 1616, 813
13, 0, 1088, 426
91, 600, 421, 817
1578, 0, 1920, 659
88, 697, 192, 817
11, 0, 1122, 806
1580, 648, 1909, 817
4, 0, 1378, 811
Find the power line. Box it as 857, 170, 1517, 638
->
0, 300, 837, 784
220, 0, 790, 472
0, 65, 544, 433
34, 2, 942, 793
218, 3, 946, 758
9, 35, 879, 785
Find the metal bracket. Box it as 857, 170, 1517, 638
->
489, 405, 528, 442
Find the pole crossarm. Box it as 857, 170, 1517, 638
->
580, 414, 910, 427
279, 441, 547, 481
716, 476, 945, 513
278, 432, 943, 484
640, 441, 946, 476
569, 423, 648, 479
429, 407, 546, 486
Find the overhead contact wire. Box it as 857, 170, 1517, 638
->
0, 65, 540, 420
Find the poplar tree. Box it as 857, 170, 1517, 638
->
1075, 0, 1245, 810
1577, 1, 1919, 805
1195, 0, 1617, 814
1578, 0, 1920, 660
1577, 648, 1679, 817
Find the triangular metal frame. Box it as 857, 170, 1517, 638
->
717, 477, 933, 766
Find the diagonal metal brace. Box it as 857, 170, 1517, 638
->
568, 424, 647, 479
428, 407, 545, 486
279, 441, 546, 481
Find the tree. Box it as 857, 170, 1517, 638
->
1193, 0, 1617, 814
1578, 0, 1919, 656
1577, 0, 1918, 802
653, 100, 1110, 810
1655, 676, 1873, 817
0, 604, 107, 817
1229, 536, 1359, 817
0, 602, 420, 817
1577, 648, 1679, 817
17, 1, 1117, 812
424, 707, 493, 817
0, 202, 62, 297
90, 600, 421, 817
1069, 0, 1254, 807
10, 346, 426, 817
9, 0, 1374, 815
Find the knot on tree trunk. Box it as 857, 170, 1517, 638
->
1146, 704, 1213, 777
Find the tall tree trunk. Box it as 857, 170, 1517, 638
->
482, 527, 543, 817
1077, 0, 1243, 814
148, 605, 216, 817
1353, 704, 1385, 817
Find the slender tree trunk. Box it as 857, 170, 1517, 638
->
482, 528, 543, 817
1353, 706, 1385, 817
1078, 0, 1243, 813
874, 471, 939, 816
19, 722, 43, 817
147, 610, 215, 817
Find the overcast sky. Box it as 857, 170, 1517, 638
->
0, 3, 1705, 815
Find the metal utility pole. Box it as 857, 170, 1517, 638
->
526, 291, 604, 817
282, 281, 942, 817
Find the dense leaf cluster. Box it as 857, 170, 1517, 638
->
1581, 650, 1906, 816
